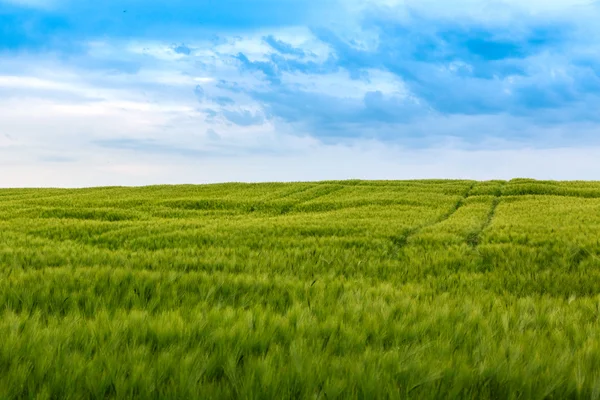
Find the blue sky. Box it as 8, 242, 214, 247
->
1, 0, 600, 186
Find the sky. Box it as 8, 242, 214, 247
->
1, 0, 600, 187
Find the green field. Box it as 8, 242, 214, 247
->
3, 179, 600, 399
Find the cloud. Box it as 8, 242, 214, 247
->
172, 44, 191, 55
362, 90, 424, 124
263, 35, 307, 57
92, 134, 289, 159
206, 128, 220, 140
221, 110, 265, 126
93, 138, 212, 157
234, 53, 281, 83
194, 85, 205, 101
221, 4, 600, 141
212, 96, 235, 106
39, 155, 77, 163
203, 108, 218, 119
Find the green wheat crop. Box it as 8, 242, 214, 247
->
2, 179, 600, 399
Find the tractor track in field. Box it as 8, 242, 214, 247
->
467, 181, 508, 248
390, 181, 477, 248
273, 185, 347, 215
292, 185, 347, 206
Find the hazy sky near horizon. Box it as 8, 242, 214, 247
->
2, 0, 600, 187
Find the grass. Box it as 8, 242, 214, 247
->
2, 179, 600, 398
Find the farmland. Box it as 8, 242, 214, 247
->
2, 179, 600, 398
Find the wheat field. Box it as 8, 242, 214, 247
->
2, 179, 600, 398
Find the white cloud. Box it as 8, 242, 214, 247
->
281, 69, 410, 99
0, 45, 296, 181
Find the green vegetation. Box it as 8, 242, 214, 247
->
2, 179, 600, 399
